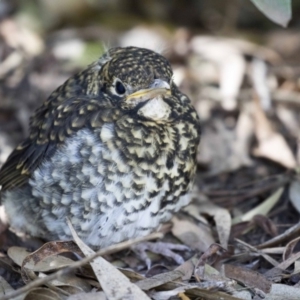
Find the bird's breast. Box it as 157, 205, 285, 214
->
30, 118, 196, 203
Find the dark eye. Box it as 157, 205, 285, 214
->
115, 81, 126, 95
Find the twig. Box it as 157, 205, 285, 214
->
0, 232, 163, 300
256, 221, 300, 249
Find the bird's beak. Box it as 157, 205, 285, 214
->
126, 79, 171, 103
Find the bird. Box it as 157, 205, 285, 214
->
0, 46, 200, 253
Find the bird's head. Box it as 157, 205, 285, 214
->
82, 46, 193, 123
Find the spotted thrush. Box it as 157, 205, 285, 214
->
0, 47, 200, 248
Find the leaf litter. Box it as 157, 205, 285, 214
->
1, 4, 300, 300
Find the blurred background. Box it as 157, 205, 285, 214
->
0, 0, 299, 199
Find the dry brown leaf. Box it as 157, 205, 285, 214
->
142, 275, 242, 300
204, 264, 237, 293
175, 256, 198, 281
224, 264, 272, 293
171, 217, 215, 252
38, 272, 91, 293
67, 219, 151, 300
21, 241, 82, 283
231, 221, 252, 238
136, 270, 183, 291
150, 283, 241, 300
184, 286, 240, 300
196, 263, 236, 291
8, 243, 81, 285
283, 236, 300, 261
8, 242, 78, 272
194, 244, 227, 281
25, 250, 74, 272
118, 268, 145, 282
136, 257, 197, 291
8, 242, 91, 292
186, 201, 231, 249
252, 97, 296, 168
66, 291, 107, 300
23, 287, 63, 300
252, 214, 278, 237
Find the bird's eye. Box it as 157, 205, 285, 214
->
115, 81, 126, 95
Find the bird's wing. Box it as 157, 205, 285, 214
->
0, 137, 56, 191
0, 95, 119, 191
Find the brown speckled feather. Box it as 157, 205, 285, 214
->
0, 50, 117, 191
0, 95, 119, 190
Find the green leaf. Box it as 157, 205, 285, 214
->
250, 0, 292, 27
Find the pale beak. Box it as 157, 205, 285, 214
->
126, 79, 171, 103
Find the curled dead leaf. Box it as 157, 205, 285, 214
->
186, 201, 231, 249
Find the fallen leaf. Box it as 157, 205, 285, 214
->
38, 272, 91, 293
67, 219, 151, 300
186, 201, 231, 249
224, 264, 271, 293
171, 217, 215, 252
289, 178, 300, 213
67, 291, 107, 300
194, 244, 227, 280
175, 257, 198, 281
252, 96, 296, 168
283, 236, 300, 261
265, 251, 300, 281
23, 287, 64, 300
136, 270, 183, 291
252, 214, 278, 237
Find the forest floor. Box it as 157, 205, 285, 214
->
0, 5, 300, 300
